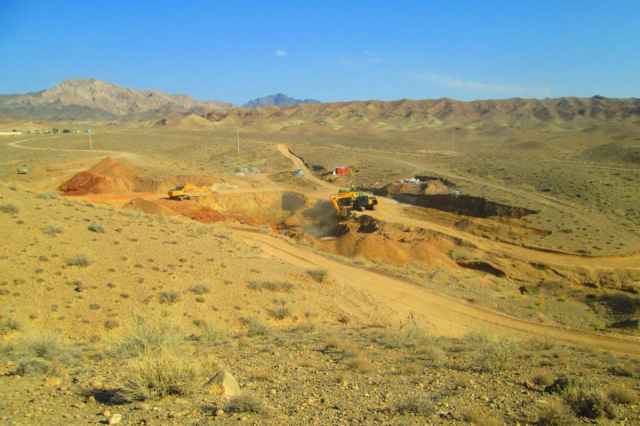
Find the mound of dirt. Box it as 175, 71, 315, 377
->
123, 198, 177, 216
59, 157, 146, 195
321, 219, 457, 267
155, 113, 215, 129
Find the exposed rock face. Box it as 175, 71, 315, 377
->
0, 79, 229, 119
207, 370, 241, 397
208, 96, 640, 130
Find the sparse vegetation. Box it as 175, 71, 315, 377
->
0, 203, 19, 214
116, 316, 181, 357
247, 281, 294, 292
42, 224, 63, 236
36, 192, 57, 200
224, 394, 266, 414
268, 300, 291, 320
123, 349, 216, 400
462, 406, 503, 426
306, 268, 328, 283
158, 291, 180, 305
243, 317, 269, 337
535, 398, 575, 426
562, 380, 616, 419
65, 255, 91, 267
87, 223, 105, 233
0, 317, 21, 335
607, 385, 637, 405
394, 395, 434, 416
189, 284, 209, 295
0, 333, 74, 376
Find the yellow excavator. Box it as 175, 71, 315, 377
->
330, 190, 378, 219
168, 183, 211, 201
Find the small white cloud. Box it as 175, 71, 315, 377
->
275, 49, 288, 57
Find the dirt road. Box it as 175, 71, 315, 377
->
276, 144, 640, 270
241, 229, 640, 356
7, 135, 139, 161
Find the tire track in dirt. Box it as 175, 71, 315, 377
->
7, 135, 139, 161
240, 229, 640, 356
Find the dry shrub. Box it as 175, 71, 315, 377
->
0, 332, 74, 376
247, 281, 294, 292
189, 284, 210, 295
462, 405, 503, 426
42, 225, 63, 236
306, 269, 328, 283
224, 394, 266, 414
607, 365, 634, 377
241, 317, 269, 337
535, 398, 575, 426
123, 349, 217, 400
0, 204, 18, 214
563, 380, 616, 419
532, 369, 556, 387
607, 385, 637, 405
65, 255, 91, 267
461, 332, 515, 373
116, 316, 181, 357
321, 338, 359, 360
346, 355, 373, 373
394, 395, 434, 416
0, 317, 21, 335
268, 300, 291, 320
158, 291, 180, 305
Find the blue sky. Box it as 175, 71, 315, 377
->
0, 0, 638, 104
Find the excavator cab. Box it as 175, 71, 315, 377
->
330, 191, 377, 219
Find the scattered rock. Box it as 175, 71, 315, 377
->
207, 370, 241, 397
108, 413, 122, 425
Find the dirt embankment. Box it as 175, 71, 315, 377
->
58, 157, 146, 195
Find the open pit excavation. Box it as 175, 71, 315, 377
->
35, 140, 637, 344
4, 122, 640, 426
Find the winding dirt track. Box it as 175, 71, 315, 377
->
7, 135, 138, 160
241, 230, 640, 355
272, 144, 640, 355
6, 137, 640, 354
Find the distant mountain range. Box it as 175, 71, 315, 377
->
207, 96, 640, 131
243, 93, 321, 109
0, 79, 230, 120
2, 79, 639, 132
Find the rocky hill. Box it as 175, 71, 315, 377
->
244, 93, 321, 109
209, 96, 640, 131
0, 79, 230, 120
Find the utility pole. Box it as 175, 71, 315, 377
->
236, 127, 240, 154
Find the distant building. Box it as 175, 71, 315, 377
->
0, 130, 22, 136
333, 166, 351, 176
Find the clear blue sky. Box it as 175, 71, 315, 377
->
1, 0, 638, 104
